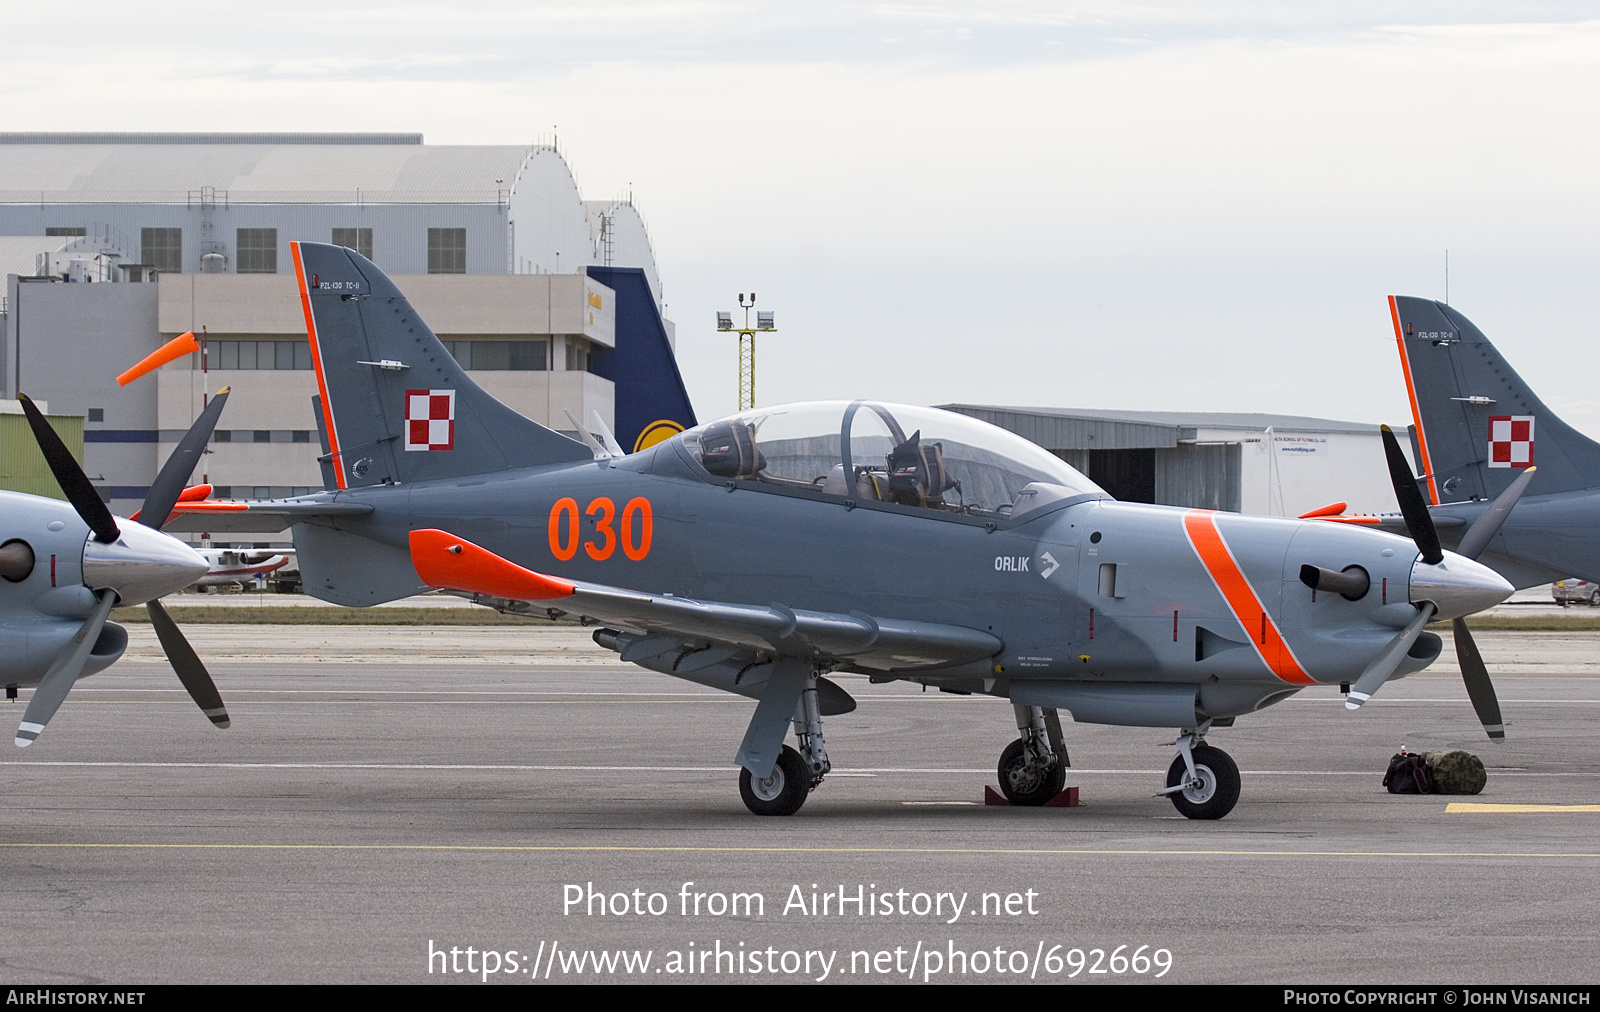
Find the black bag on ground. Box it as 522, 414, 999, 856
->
1383, 752, 1431, 794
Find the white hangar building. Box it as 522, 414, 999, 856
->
0, 133, 693, 529
942, 405, 1415, 518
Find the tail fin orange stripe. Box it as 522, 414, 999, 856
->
1390, 295, 1439, 505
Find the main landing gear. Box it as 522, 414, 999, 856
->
739, 675, 831, 816
996, 704, 1068, 806
1159, 725, 1240, 820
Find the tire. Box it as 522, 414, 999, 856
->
739, 745, 809, 816
1588, 589, 1599, 607
997, 737, 1067, 806
1165, 744, 1241, 820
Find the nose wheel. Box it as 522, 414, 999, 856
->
1162, 743, 1240, 820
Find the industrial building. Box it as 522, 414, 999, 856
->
942, 405, 1411, 517
0, 132, 694, 530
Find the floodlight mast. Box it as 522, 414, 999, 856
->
716, 294, 775, 411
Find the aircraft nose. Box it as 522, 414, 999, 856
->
81, 523, 208, 606
1410, 550, 1513, 621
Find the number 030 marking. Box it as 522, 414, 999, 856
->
548, 496, 653, 562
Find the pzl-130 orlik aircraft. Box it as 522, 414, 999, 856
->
134, 243, 1518, 820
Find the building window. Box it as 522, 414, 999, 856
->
87, 408, 104, 422
211, 340, 312, 370
141, 228, 183, 272
443, 340, 547, 371
292, 430, 312, 443
236, 228, 278, 274
46, 226, 87, 237
253, 430, 271, 443
427, 228, 466, 274
566, 339, 590, 373
331, 227, 373, 259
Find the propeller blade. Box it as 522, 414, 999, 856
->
15, 590, 117, 746
1380, 424, 1442, 565
1346, 602, 1436, 710
146, 599, 230, 729
18, 393, 120, 544
1453, 618, 1505, 740
1455, 466, 1537, 562
140, 387, 231, 530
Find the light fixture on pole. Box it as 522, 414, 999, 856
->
717, 293, 775, 411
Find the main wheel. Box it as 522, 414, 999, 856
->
997, 737, 1067, 806
739, 745, 809, 816
1165, 744, 1241, 820
1588, 588, 1599, 607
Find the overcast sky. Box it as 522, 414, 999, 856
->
10, 3, 1600, 430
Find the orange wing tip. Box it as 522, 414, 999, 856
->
117, 331, 199, 386
409, 529, 575, 601
1316, 515, 1382, 525
1298, 501, 1349, 520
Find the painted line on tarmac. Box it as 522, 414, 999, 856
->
1447, 803, 1600, 813
1, 761, 1592, 777
1, 842, 1597, 858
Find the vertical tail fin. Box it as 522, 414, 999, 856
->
1391, 295, 1600, 501
291, 242, 588, 490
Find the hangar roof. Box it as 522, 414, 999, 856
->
0, 133, 531, 205
942, 404, 1384, 451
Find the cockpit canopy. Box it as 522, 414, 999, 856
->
678, 401, 1104, 520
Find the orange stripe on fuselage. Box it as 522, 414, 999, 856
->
291, 241, 346, 490
1390, 295, 1439, 505
1182, 510, 1314, 685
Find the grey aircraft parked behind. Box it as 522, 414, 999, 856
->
130, 245, 1520, 820
1381, 295, 1600, 591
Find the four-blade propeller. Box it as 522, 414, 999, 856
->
14, 391, 233, 746
1346, 424, 1531, 740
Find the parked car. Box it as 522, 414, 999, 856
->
1553, 579, 1600, 606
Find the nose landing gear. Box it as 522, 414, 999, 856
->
1159, 726, 1240, 820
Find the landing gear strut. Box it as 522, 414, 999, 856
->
738, 674, 831, 817
1159, 725, 1240, 820
996, 704, 1067, 806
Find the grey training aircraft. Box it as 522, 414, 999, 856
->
3, 392, 233, 746
147, 243, 1517, 820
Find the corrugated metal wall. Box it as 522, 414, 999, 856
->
1155, 443, 1241, 512
0, 412, 82, 499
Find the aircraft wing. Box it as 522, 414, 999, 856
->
409, 529, 1000, 672
160, 499, 374, 533
1300, 508, 1464, 535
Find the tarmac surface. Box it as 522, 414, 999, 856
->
4, 620, 1599, 986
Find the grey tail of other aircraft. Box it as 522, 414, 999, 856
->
1391, 295, 1600, 504
291, 241, 590, 492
